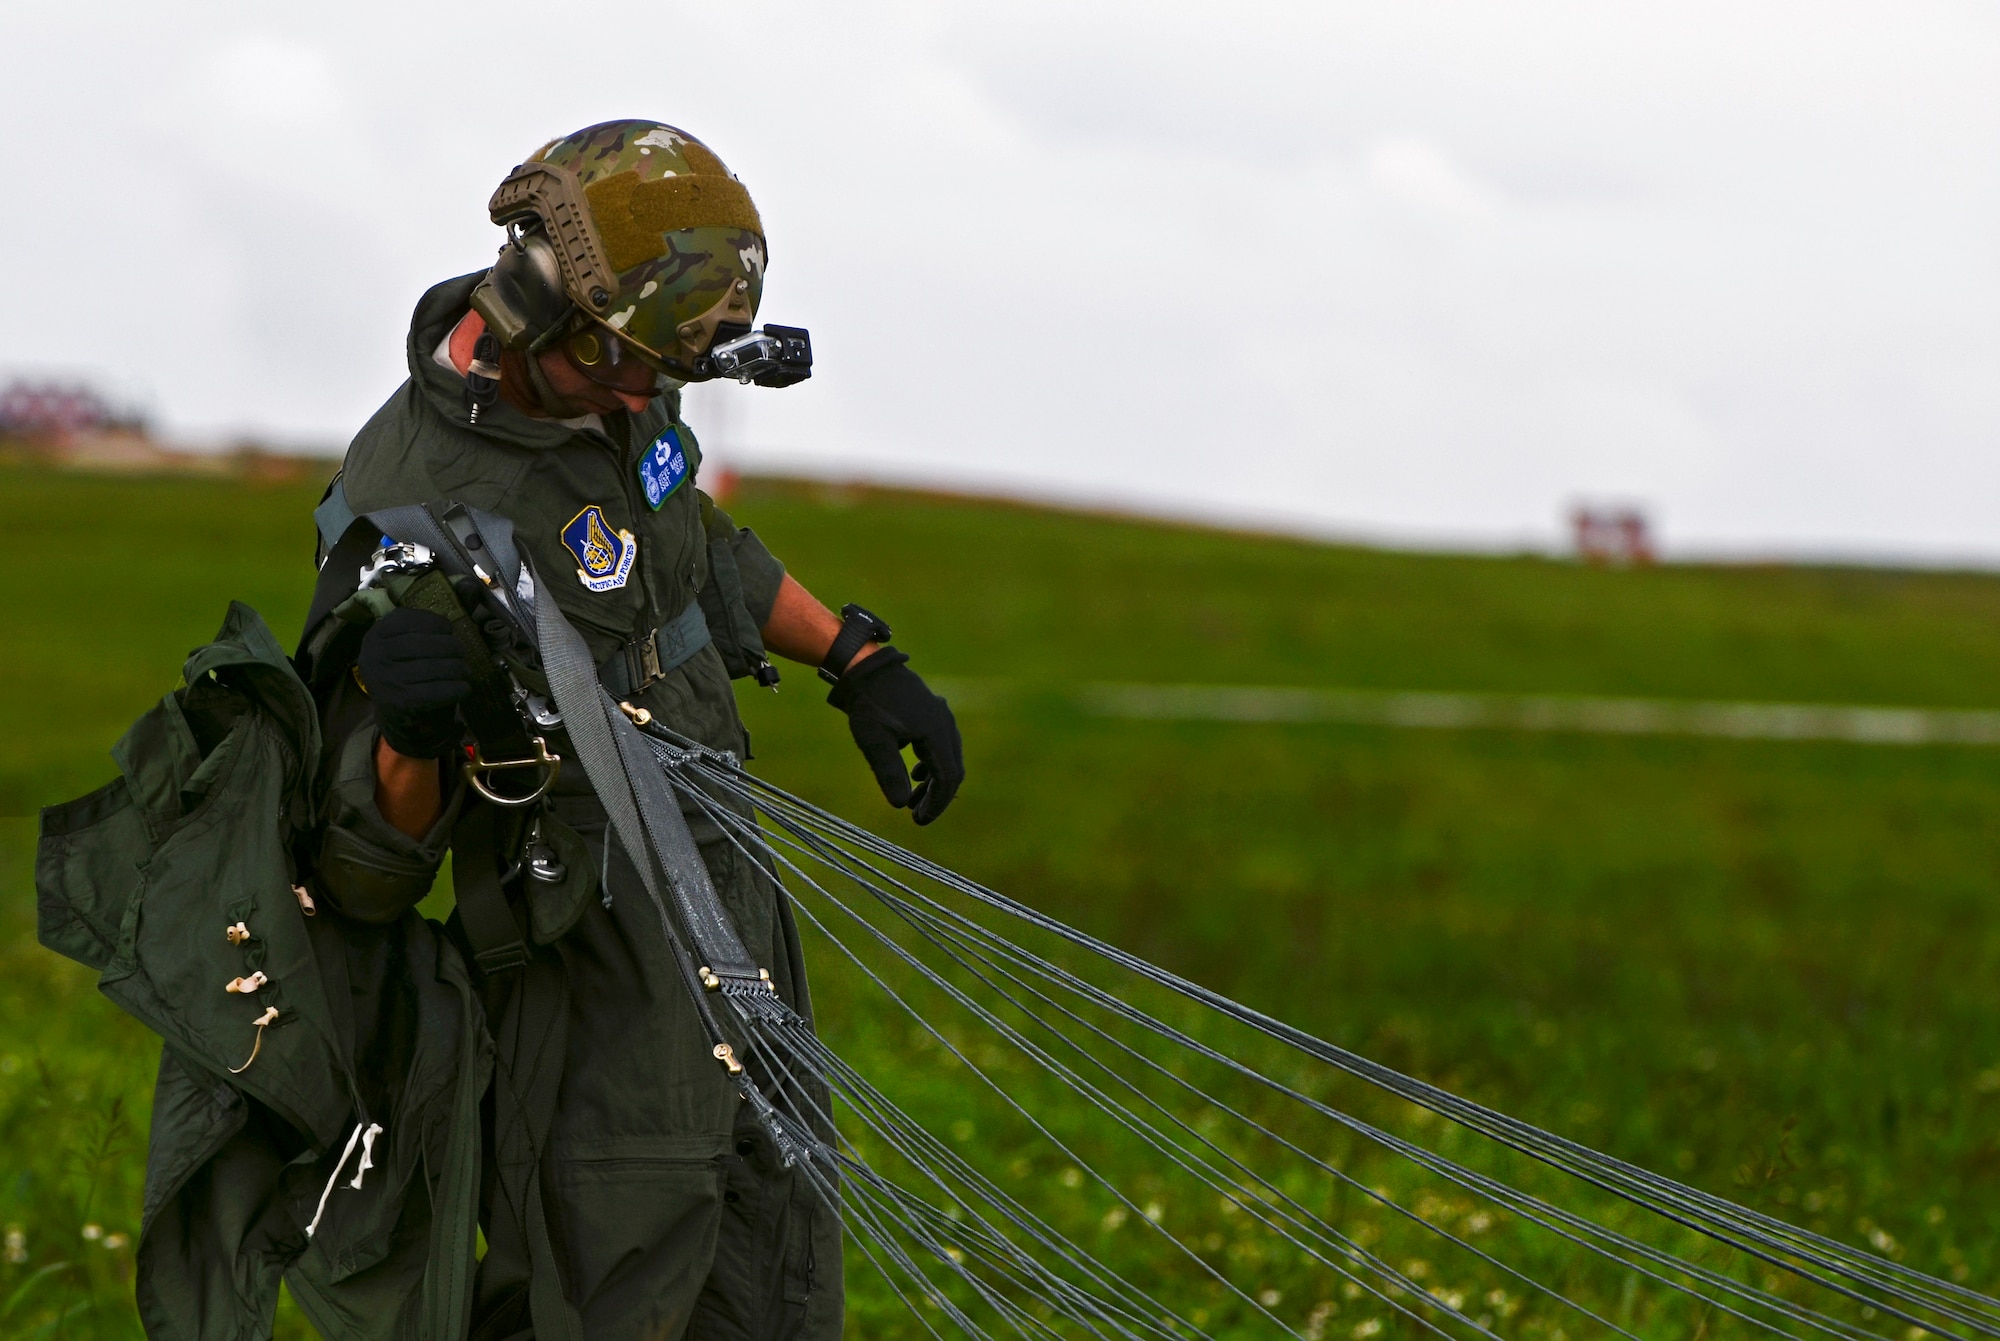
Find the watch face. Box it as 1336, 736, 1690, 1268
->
842, 605, 890, 641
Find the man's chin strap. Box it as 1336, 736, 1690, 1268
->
521, 351, 569, 418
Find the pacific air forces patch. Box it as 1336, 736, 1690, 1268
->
638, 426, 689, 509
561, 506, 637, 592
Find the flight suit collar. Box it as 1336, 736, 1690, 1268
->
406, 271, 666, 453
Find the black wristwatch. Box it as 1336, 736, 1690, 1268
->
819, 604, 893, 684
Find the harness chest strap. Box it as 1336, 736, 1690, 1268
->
599, 599, 712, 699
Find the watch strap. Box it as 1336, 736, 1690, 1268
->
819, 604, 892, 683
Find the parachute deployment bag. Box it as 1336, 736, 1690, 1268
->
36, 601, 344, 1130
35, 601, 487, 1341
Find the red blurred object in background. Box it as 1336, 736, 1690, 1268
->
1572, 506, 1655, 565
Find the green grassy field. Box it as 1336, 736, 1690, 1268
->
1, 465, 1996, 1336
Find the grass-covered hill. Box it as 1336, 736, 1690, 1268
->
2, 466, 1996, 1336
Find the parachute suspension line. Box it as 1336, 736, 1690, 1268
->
683, 773, 1885, 1341
701, 794, 1492, 1341
732, 773, 1998, 1335
677, 746, 1977, 1340
709, 789, 1899, 1341
749, 1005, 1179, 1341
640, 727, 2000, 1340
733, 765, 2000, 1336
755, 820, 1648, 1341
684, 779, 1710, 1341
683, 786, 1242, 1340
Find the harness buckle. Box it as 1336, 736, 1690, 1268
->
626, 631, 665, 693
463, 736, 562, 808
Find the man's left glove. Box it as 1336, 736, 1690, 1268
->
827, 649, 964, 825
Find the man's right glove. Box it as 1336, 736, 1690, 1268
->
356, 607, 471, 759
827, 649, 964, 825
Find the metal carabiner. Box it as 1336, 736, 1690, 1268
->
463, 736, 562, 808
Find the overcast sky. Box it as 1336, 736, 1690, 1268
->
4, 3, 1997, 558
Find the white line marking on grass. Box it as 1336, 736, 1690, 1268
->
930, 680, 2000, 746
1073, 684, 2000, 745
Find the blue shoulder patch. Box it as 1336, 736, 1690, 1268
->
637, 426, 690, 510
561, 506, 637, 592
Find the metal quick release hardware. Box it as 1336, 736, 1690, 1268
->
463, 736, 561, 807
293, 884, 317, 916
358, 541, 435, 591
712, 1042, 744, 1076
526, 816, 566, 884
225, 971, 269, 995
225, 922, 252, 945
698, 966, 777, 994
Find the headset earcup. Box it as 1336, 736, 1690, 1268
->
469, 230, 572, 351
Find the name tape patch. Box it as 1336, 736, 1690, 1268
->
638, 426, 689, 510
561, 506, 637, 592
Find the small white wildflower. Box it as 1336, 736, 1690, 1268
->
81, 1223, 103, 1241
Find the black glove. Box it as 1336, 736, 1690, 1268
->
357, 607, 471, 759
827, 649, 964, 825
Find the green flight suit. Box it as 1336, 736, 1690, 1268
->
311, 272, 842, 1340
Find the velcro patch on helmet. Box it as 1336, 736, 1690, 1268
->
587, 171, 764, 273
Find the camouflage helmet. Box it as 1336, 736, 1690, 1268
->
470, 119, 766, 381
